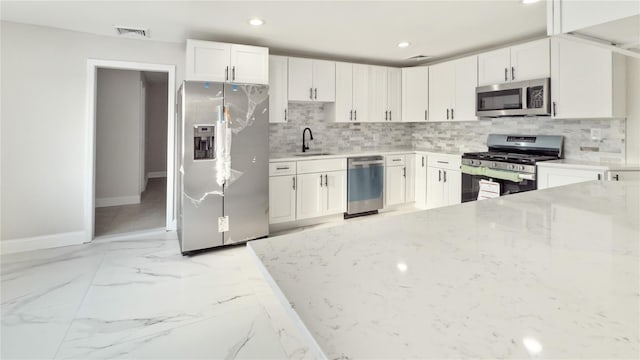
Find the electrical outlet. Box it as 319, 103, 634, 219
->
590, 128, 603, 141
218, 216, 229, 232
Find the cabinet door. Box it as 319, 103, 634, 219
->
538, 166, 604, 189
414, 155, 428, 208
387, 68, 402, 122
369, 66, 388, 122
443, 169, 461, 206
269, 55, 288, 123
452, 55, 478, 121
405, 154, 416, 202
334, 62, 354, 122
296, 173, 324, 220
230, 44, 269, 84
186, 40, 230, 82
312, 60, 336, 102
426, 166, 443, 209
352, 64, 370, 122
323, 171, 347, 215
288, 58, 314, 101
551, 37, 613, 119
428, 62, 454, 122
385, 166, 406, 206
402, 67, 429, 122
478, 47, 510, 86
269, 175, 296, 224
510, 38, 550, 82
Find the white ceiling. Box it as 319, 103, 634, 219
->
0, 0, 547, 66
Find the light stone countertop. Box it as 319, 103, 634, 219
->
537, 159, 640, 171
269, 148, 463, 162
248, 181, 640, 359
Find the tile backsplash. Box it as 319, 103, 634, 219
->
270, 103, 626, 163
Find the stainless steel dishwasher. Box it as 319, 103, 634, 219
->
346, 156, 384, 218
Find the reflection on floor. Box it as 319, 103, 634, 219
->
94, 177, 167, 237
0, 233, 311, 359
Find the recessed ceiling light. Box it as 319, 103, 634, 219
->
521, 0, 540, 4
248, 18, 264, 26
397, 41, 410, 48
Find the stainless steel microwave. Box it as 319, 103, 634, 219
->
476, 78, 550, 117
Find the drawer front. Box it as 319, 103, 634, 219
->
297, 158, 347, 174
269, 162, 296, 176
427, 154, 461, 170
385, 155, 406, 166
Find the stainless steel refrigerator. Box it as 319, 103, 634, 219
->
176, 81, 269, 254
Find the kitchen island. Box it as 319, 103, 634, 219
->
248, 181, 640, 359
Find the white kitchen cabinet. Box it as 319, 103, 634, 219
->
288, 57, 335, 102
324, 171, 347, 215
387, 68, 402, 122
428, 55, 477, 122
405, 154, 416, 203
327, 63, 369, 122
269, 175, 296, 224
295, 172, 324, 220
426, 155, 462, 209
402, 67, 429, 122
608, 170, 640, 181
385, 164, 406, 207
478, 39, 549, 86
550, 37, 626, 119
186, 40, 268, 84
414, 154, 427, 208
537, 165, 605, 189
369, 66, 402, 122
269, 55, 288, 123
547, 0, 640, 35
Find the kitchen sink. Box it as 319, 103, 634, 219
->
294, 152, 333, 157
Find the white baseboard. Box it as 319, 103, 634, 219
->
147, 171, 167, 178
1, 231, 87, 255
95, 195, 141, 208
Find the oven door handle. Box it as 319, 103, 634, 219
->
518, 173, 536, 181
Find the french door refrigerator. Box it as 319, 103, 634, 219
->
176, 81, 269, 254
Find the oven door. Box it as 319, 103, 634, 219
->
461, 171, 537, 203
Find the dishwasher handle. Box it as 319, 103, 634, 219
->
349, 160, 384, 167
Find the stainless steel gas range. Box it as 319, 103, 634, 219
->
461, 134, 563, 202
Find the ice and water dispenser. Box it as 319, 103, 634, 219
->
193, 125, 215, 160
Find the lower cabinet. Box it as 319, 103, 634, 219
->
537, 165, 606, 189
385, 165, 406, 206
269, 175, 296, 224
426, 166, 461, 209
414, 154, 428, 208
405, 154, 416, 202
295, 171, 347, 220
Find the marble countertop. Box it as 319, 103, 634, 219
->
270, 148, 462, 162
538, 159, 640, 171
248, 181, 640, 359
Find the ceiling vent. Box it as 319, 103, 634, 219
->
407, 55, 430, 61
114, 26, 149, 38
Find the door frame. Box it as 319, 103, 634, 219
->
85, 59, 176, 242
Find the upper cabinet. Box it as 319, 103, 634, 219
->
478, 38, 550, 86
288, 57, 336, 102
186, 40, 269, 84
269, 55, 288, 123
326, 63, 369, 122
401, 66, 429, 122
428, 55, 478, 122
369, 66, 402, 122
550, 37, 626, 119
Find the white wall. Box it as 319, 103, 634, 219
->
145, 81, 169, 175
95, 68, 143, 205
0, 21, 184, 241
627, 57, 640, 164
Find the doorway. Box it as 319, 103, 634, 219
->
85, 60, 176, 241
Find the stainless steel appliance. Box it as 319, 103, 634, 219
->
177, 81, 269, 254
476, 78, 550, 117
346, 156, 384, 217
461, 134, 563, 202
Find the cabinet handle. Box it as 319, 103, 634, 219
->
438, 169, 442, 182
443, 170, 447, 183
597, 173, 602, 181
422, 156, 425, 167
225, 66, 229, 81
293, 176, 296, 190
424, 109, 427, 121
314, 88, 318, 100
325, 174, 328, 187
276, 166, 289, 170
403, 167, 406, 177
451, 108, 454, 120
310, 88, 313, 100
349, 110, 353, 121
232, 66, 236, 81
385, 110, 388, 121
511, 66, 515, 81
284, 109, 288, 121
446, 109, 449, 120
504, 68, 508, 82
320, 174, 323, 187
612, 174, 619, 181
354, 110, 357, 120
553, 102, 557, 117
389, 111, 392, 121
